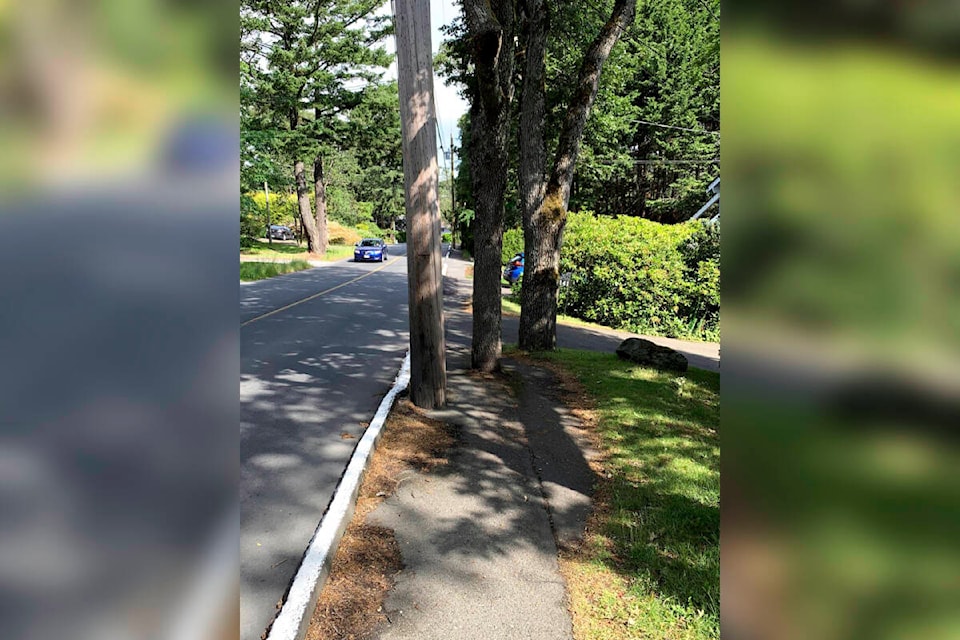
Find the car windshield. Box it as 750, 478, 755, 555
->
359, 239, 380, 247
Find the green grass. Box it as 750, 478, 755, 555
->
532, 348, 719, 640
501, 295, 615, 333
241, 239, 354, 261
240, 260, 312, 281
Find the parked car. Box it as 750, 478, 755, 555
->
503, 252, 524, 284
268, 224, 295, 240
354, 238, 388, 262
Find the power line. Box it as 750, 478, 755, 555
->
584, 156, 719, 166
432, 92, 446, 153
630, 118, 719, 136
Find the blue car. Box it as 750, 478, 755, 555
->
354, 238, 388, 262
503, 252, 524, 284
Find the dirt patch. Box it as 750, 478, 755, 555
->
305, 399, 454, 640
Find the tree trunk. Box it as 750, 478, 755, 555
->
518, 0, 637, 351
295, 160, 321, 254
313, 154, 329, 256
464, 0, 516, 372
518, 0, 549, 351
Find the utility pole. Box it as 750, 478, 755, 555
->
264, 181, 271, 245
394, 0, 446, 408
450, 133, 456, 248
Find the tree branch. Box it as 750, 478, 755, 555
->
548, 0, 637, 210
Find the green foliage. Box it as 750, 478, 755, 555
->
557, 213, 719, 341
241, 0, 402, 236
442, 232, 452, 243
240, 260, 312, 281
250, 191, 300, 227
241, 194, 265, 241
501, 227, 524, 264
437, 0, 719, 223
396, 230, 407, 244
354, 221, 383, 239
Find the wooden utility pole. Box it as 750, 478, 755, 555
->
264, 181, 272, 244
394, 0, 446, 408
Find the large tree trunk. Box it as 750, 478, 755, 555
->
518, 0, 637, 351
295, 160, 321, 254
313, 155, 329, 255
464, 0, 516, 372
517, 0, 549, 351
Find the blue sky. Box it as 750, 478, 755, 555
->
380, 0, 467, 171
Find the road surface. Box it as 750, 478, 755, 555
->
241, 245, 411, 640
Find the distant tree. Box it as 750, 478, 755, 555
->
241, 0, 390, 254
348, 82, 406, 231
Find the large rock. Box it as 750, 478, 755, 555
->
615, 338, 688, 373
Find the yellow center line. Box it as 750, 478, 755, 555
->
241, 257, 402, 328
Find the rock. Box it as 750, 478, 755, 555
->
615, 338, 688, 373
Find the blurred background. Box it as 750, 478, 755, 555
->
3, 0, 960, 637
723, 1, 960, 639
0, 1, 238, 639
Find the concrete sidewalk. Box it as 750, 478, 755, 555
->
356, 251, 715, 639
362, 264, 598, 640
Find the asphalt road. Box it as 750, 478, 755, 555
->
241, 245, 411, 640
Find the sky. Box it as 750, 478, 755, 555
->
379, 0, 468, 173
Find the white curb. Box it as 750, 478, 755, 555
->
265, 353, 411, 640
264, 245, 450, 640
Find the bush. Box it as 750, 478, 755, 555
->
502, 227, 524, 263
396, 230, 407, 243
240, 260, 312, 282
328, 220, 362, 246
557, 213, 719, 341
442, 232, 452, 243
355, 221, 383, 239
241, 194, 265, 241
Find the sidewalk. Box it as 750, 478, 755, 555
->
360, 262, 598, 640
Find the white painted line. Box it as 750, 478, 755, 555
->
265, 353, 412, 640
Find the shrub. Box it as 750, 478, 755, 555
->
502, 227, 524, 263
355, 221, 383, 239
557, 213, 719, 341
240, 260, 312, 281
328, 220, 362, 246
442, 232, 452, 243
241, 194, 265, 241
396, 230, 407, 243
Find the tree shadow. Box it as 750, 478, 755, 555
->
403, 289, 719, 623
240, 250, 414, 639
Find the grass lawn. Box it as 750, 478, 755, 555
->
532, 348, 719, 640
501, 295, 599, 331
240, 260, 312, 281
241, 239, 354, 262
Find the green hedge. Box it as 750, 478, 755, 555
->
557, 213, 719, 341
502, 227, 524, 263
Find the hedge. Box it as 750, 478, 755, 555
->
503, 213, 719, 342
558, 212, 719, 341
